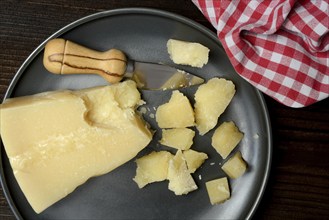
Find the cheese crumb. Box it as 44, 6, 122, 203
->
139, 107, 147, 114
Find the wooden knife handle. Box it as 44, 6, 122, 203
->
43, 38, 127, 83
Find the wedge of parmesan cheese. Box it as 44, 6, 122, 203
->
0, 80, 152, 213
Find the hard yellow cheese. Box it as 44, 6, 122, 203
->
156, 90, 195, 128
221, 151, 247, 179
205, 177, 230, 205
194, 78, 236, 135
0, 80, 152, 213
160, 128, 195, 150
167, 39, 209, 68
133, 151, 173, 188
182, 149, 208, 173
211, 121, 244, 159
167, 150, 198, 195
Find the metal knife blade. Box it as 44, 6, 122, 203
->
125, 60, 204, 90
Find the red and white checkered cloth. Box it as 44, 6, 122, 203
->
192, 0, 329, 107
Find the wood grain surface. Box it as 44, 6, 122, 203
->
1, 1, 328, 219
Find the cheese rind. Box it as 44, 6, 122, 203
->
0, 81, 152, 213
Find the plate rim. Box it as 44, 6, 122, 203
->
0, 7, 272, 220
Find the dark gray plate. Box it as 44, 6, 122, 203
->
0, 8, 272, 220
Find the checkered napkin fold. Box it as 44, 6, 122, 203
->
192, 0, 329, 107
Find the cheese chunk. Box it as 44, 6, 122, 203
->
182, 149, 208, 173
221, 151, 247, 179
211, 121, 244, 159
133, 151, 173, 188
160, 71, 205, 90
167, 39, 209, 68
194, 78, 236, 135
160, 71, 189, 90
156, 91, 195, 128
160, 128, 195, 150
167, 150, 198, 195
205, 177, 230, 205
0, 80, 152, 213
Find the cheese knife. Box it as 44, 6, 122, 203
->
43, 38, 204, 90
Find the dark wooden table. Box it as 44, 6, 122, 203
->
1, 1, 328, 219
